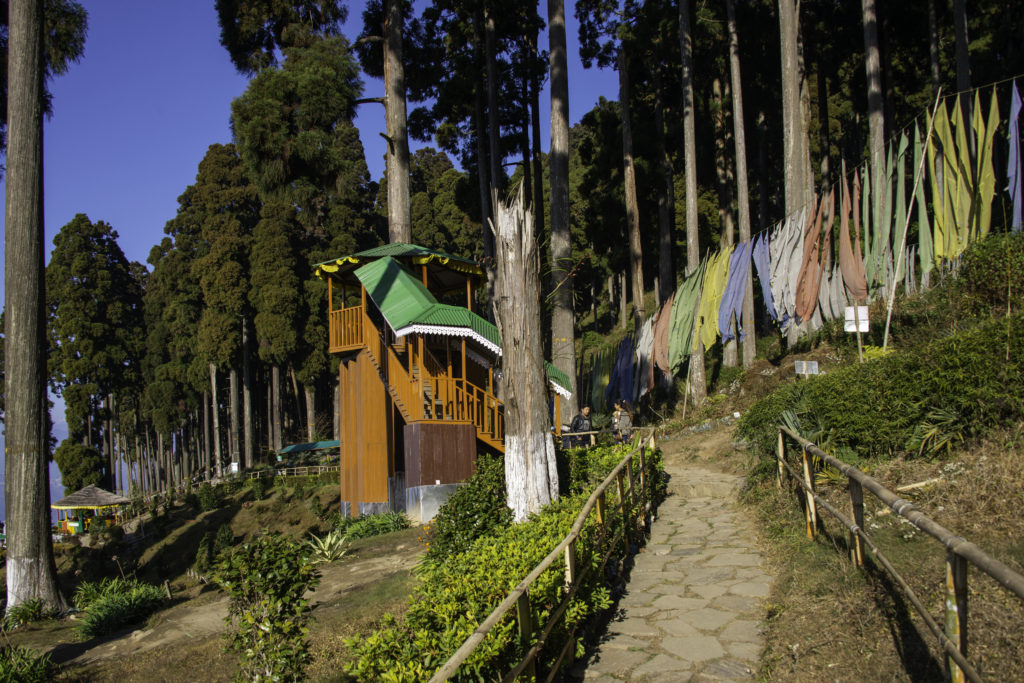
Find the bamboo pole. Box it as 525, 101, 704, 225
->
945, 551, 969, 683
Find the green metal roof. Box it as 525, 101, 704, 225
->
354, 256, 438, 330
278, 440, 341, 455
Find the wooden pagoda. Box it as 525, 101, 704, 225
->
316, 244, 571, 522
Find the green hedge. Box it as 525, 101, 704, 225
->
346, 445, 665, 681
738, 313, 1024, 466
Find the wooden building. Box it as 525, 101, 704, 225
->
315, 244, 572, 522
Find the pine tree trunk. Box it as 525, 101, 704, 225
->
530, 28, 545, 242
4, 0, 65, 612
385, 0, 411, 242
229, 367, 240, 470
653, 71, 676, 305
863, 0, 885, 220
492, 187, 559, 521
726, 0, 757, 368
927, 0, 941, 98
780, 0, 809, 216
305, 385, 316, 441
679, 0, 706, 405
484, 9, 504, 194
473, 15, 494, 266
272, 365, 282, 452
547, 0, 577, 422
714, 77, 739, 369
618, 45, 645, 327
210, 364, 222, 477
242, 317, 253, 470
619, 271, 627, 330
952, 0, 971, 93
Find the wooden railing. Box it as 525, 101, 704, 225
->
419, 376, 504, 449
247, 465, 340, 480
777, 426, 1024, 683
429, 433, 657, 682
329, 306, 364, 352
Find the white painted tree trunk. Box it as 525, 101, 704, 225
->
492, 187, 559, 522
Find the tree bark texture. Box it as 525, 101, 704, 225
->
229, 367, 240, 468
492, 187, 559, 522
679, 0, 706, 405
726, 0, 756, 368
4, 0, 66, 611
305, 385, 316, 441
242, 317, 253, 469
385, 0, 411, 242
653, 71, 676, 306
713, 77, 739, 369
779, 0, 810, 217
272, 365, 282, 452
547, 0, 578, 422
618, 45, 645, 327
484, 9, 504, 195
862, 0, 885, 207
927, 0, 941, 98
210, 364, 222, 476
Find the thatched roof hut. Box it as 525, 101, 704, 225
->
52, 484, 130, 512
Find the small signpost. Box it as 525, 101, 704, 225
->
845, 305, 869, 363
794, 360, 819, 378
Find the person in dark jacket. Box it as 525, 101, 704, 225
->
568, 405, 593, 447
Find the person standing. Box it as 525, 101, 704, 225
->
612, 399, 633, 444
568, 405, 593, 447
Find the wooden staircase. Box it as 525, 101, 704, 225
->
334, 305, 505, 452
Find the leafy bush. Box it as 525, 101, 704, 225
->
3, 598, 51, 629
738, 313, 1024, 467
343, 512, 411, 540
0, 644, 56, 682
305, 529, 349, 563
196, 482, 221, 512
194, 533, 212, 572
954, 232, 1024, 316
249, 476, 270, 500
215, 532, 321, 682
73, 578, 165, 639
346, 446, 666, 681
425, 454, 512, 561
214, 524, 234, 557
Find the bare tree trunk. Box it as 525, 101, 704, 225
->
653, 70, 676, 305
619, 270, 627, 330
548, 0, 577, 423
473, 15, 495, 274
384, 0, 411, 242
229, 367, 240, 470
618, 45, 645, 328
484, 8, 504, 195
726, 0, 756, 368
3, 0, 65, 611
714, 77, 739, 369
863, 0, 885, 216
210, 364, 222, 477
927, 0, 941, 98
305, 385, 316, 441
952, 0, 971, 93
493, 187, 559, 521
530, 25, 545, 242
272, 365, 282, 452
242, 317, 253, 470
679, 0, 706, 405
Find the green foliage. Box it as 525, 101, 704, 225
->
738, 313, 1024, 467
343, 512, 411, 540
214, 524, 235, 557
215, 532, 321, 682
194, 533, 213, 573
196, 482, 221, 512
0, 644, 56, 683
953, 232, 1024, 317
73, 578, 165, 639
53, 440, 105, 495
425, 454, 512, 561
563, 444, 629, 495
305, 529, 349, 564
3, 598, 51, 629
347, 447, 667, 680
248, 476, 271, 500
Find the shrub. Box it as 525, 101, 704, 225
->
73, 578, 165, 639
3, 598, 51, 630
425, 454, 512, 561
249, 476, 270, 500
194, 533, 212, 572
954, 232, 1024, 316
0, 644, 56, 682
215, 532, 321, 682
344, 512, 411, 540
196, 482, 221, 512
738, 312, 1024, 468
346, 447, 666, 681
305, 529, 349, 563
214, 524, 234, 558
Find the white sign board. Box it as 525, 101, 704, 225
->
794, 360, 819, 376
230, 462, 239, 474
844, 306, 869, 332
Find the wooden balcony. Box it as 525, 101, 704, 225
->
329, 306, 364, 353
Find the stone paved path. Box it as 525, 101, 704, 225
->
573, 463, 772, 682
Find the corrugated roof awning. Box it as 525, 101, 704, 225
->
278, 440, 341, 455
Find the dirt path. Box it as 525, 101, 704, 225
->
573, 422, 772, 681
55, 538, 425, 667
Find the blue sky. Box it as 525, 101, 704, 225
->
0, 0, 619, 520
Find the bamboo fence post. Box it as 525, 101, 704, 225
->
945, 550, 969, 683
801, 446, 818, 539
516, 591, 536, 679
638, 444, 648, 501
849, 479, 865, 567
616, 471, 629, 555
565, 540, 577, 591
776, 429, 785, 490
596, 491, 606, 529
